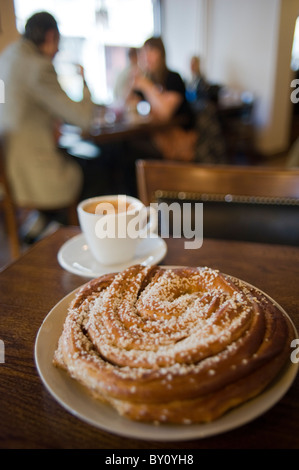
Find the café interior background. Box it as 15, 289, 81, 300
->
1, 0, 299, 268
1, 0, 298, 155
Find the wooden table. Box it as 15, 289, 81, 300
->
0, 226, 298, 450
59, 114, 177, 153
89, 115, 177, 145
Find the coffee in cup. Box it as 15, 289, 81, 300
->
83, 199, 131, 215
77, 195, 157, 265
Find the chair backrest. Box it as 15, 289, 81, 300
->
136, 159, 299, 246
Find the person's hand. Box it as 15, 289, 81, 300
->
132, 72, 153, 94
76, 64, 84, 76
75, 64, 87, 84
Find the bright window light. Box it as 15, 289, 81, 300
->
14, 0, 156, 103
292, 17, 299, 71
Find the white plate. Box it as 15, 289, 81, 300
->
57, 233, 167, 278
35, 273, 298, 442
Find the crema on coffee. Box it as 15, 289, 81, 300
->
83, 199, 133, 215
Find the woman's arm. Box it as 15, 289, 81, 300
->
133, 74, 182, 121
31, 60, 95, 131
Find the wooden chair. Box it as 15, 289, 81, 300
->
0, 137, 78, 260
136, 159, 299, 245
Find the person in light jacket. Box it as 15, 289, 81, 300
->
0, 11, 95, 212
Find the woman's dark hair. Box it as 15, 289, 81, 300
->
24, 11, 59, 46
143, 36, 166, 61
143, 36, 167, 85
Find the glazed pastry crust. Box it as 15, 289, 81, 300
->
53, 265, 295, 424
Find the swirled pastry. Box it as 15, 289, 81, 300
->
53, 264, 295, 424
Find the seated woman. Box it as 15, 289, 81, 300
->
127, 36, 197, 163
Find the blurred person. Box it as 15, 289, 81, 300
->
124, 39, 226, 189
113, 47, 139, 103
0, 12, 96, 240
184, 55, 226, 164
128, 36, 197, 163
133, 37, 195, 130
116, 36, 198, 197
185, 55, 209, 106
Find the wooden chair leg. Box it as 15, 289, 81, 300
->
67, 202, 79, 226
3, 200, 20, 259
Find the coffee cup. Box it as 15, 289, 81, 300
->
77, 195, 157, 265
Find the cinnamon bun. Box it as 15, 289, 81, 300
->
53, 264, 295, 424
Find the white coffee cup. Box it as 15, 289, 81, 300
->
77, 194, 157, 265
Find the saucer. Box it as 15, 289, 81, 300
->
57, 233, 167, 278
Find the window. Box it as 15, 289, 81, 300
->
292, 16, 299, 71
14, 0, 160, 103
